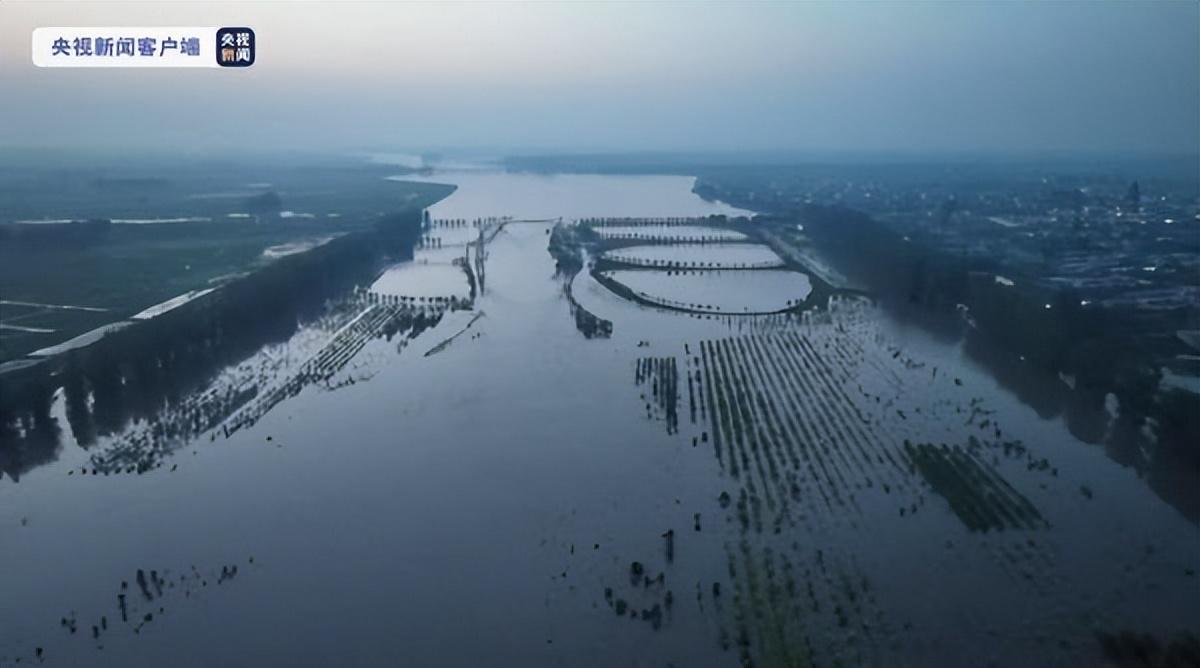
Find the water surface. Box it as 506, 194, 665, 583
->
1, 170, 1196, 668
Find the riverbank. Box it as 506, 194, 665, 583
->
0, 209, 431, 469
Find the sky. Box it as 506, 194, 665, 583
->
0, 1, 1197, 157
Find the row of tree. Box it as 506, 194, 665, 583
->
0, 209, 427, 481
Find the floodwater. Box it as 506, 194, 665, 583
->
604, 243, 785, 269
14, 217, 213, 225
394, 171, 752, 220
594, 225, 749, 242
603, 269, 813, 313
1, 171, 1196, 668
370, 262, 471, 300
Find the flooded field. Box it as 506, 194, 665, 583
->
602, 269, 813, 314
595, 225, 749, 242
1, 171, 1196, 668
603, 243, 785, 269
0, 161, 455, 363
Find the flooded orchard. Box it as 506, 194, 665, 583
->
1, 170, 1197, 667
601, 270, 813, 314
595, 225, 750, 243
603, 243, 787, 270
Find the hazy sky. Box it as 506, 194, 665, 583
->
1, 1, 1197, 156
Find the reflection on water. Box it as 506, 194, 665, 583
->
603, 269, 813, 313
0, 171, 1196, 668
604, 243, 785, 269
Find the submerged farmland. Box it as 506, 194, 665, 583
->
601, 269, 812, 314
0, 173, 1195, 668
603, 242, 787, 270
